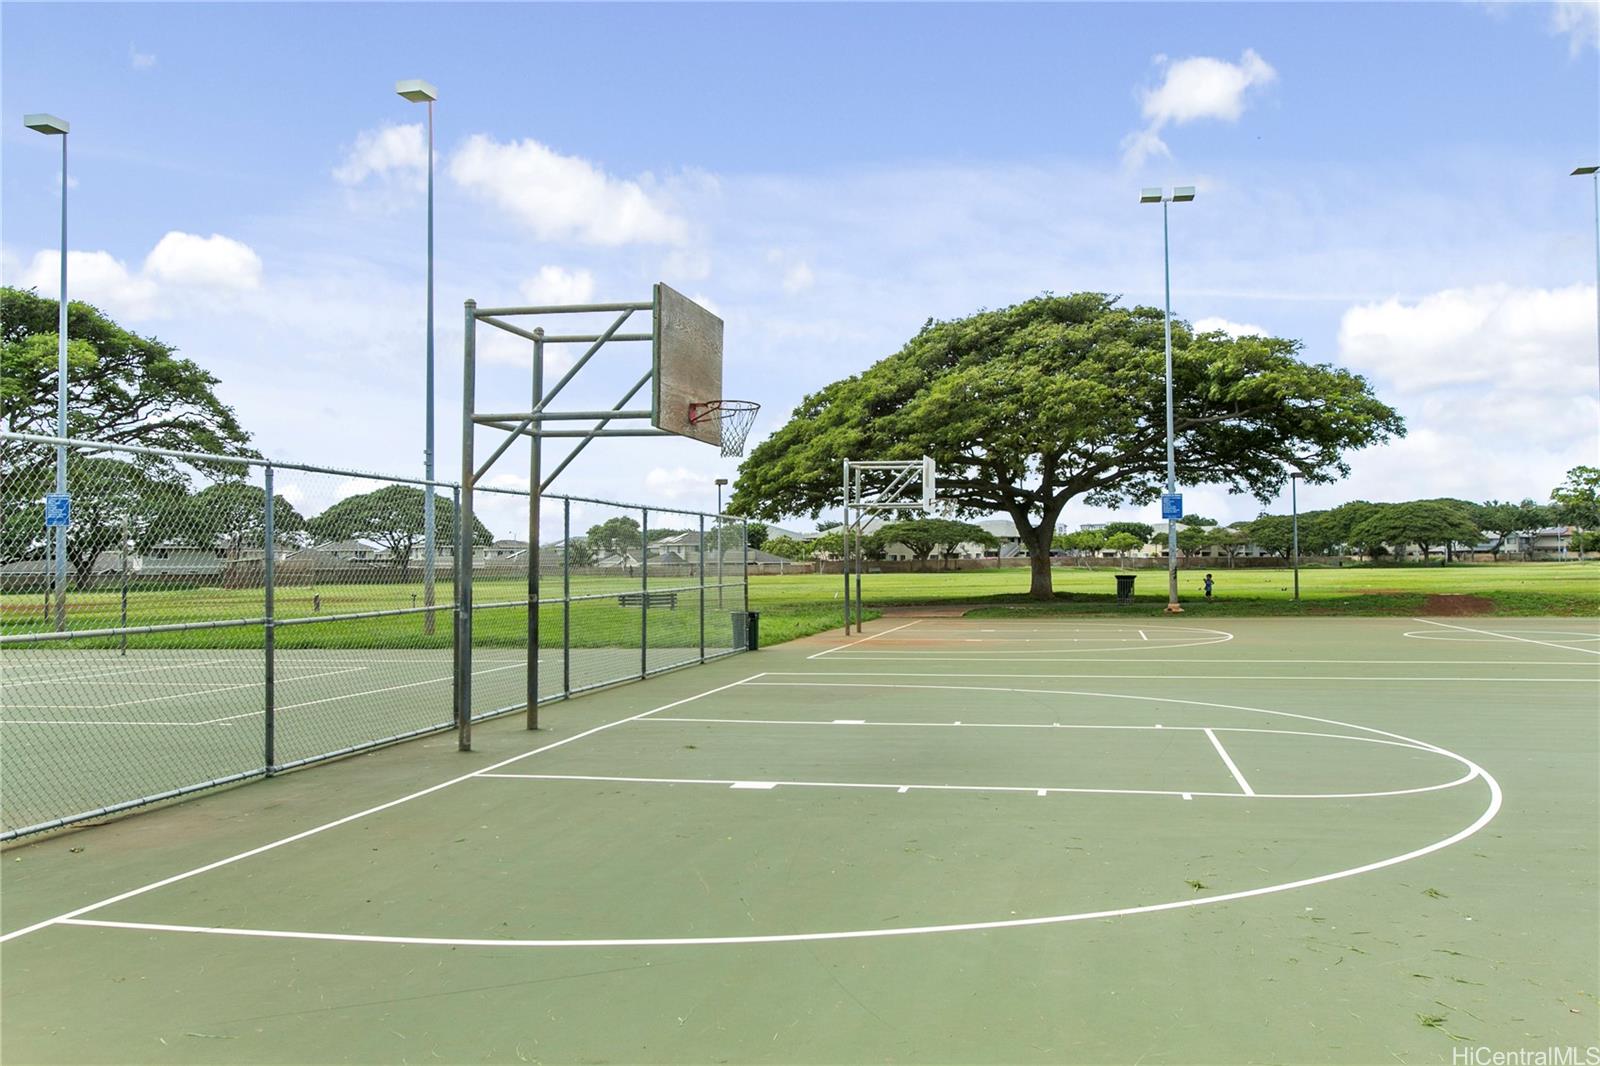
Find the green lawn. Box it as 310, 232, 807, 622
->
750, 560, 1600, 629
3, 562, 1594, 653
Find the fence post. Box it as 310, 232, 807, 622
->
698, 512, 706, 663
743, 518, 750, 615
263, 463, 277, 775
562, 496, 571, 699
526, 330, 543, 730
640, 508, 649, 679
457, 304, 476, 752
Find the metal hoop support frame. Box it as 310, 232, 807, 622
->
841, 457, 938, 636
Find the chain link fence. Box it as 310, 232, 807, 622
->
0, 432, 749, 840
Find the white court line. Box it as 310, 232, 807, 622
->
747, 670, 1595, 684
1411, 617, 1600, 656
1138, 630, 1149, 641
476, 767, 1476, 801
0, 672, 766, 945
814, 654, 1595, 665
645, 716, 1445, 752
788, 657, 1593, 665
807, 619, 922, 660
0, 663, 527, 726
0, 657, 241, 687
1204, 728, 1256, 796
7, 671, 1503, 952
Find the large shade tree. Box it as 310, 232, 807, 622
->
1348, 501, 1479, 562
1, 288, 252, 463
733, 294, 1403, 598
309, 486, 491, 576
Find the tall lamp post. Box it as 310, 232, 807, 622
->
715, 477, 729, 608
1574, 166, 1599, 396
1140, 184, 1195, 613
397, 79, 439, 632
25, 113, 70, 630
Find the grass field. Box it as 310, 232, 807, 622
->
4, 563, 1594, 653
754, 560, 1600, 629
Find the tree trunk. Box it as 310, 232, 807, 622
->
1029, 549, 1053, 599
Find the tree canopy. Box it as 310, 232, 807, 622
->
1, 287, 252, 463
731, 293, 1402, 597
878, 518, 1000, 567
1348, 502, 1479, 561
308, 486, 490, 574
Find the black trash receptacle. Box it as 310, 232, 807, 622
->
731, 610, 760, 651
1114, 574, 1136, 604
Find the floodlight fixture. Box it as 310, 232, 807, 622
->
24, 113, 69, 135
1139, 187, 1163, 204
395, 79, 438, 103
1573, 166, 1599, 176
1172, 186, 1197, 202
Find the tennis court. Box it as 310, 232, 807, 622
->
2, 614, 1596, 1063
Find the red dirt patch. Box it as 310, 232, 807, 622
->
1421, 593, 1496, 616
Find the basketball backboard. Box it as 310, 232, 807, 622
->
652, 283, 724, 447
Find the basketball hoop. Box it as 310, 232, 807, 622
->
688, 400, 761, 458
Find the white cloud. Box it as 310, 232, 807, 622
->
1550, 1, 1600, 53
1334, 284, 1598, 503
448, 134, 687, 246
14, 249, 158, 316
333, 123, 427, 187
1193, 316, 1268, 337
7, 231, 262, 319
129, 43, 156, 70
1123, 49, 1277, 166
1338, 284, 1592, 394
645, 466, 714, 501
782, 261, 815, 294
144, 232, 262, 290
519, 266, 596, 307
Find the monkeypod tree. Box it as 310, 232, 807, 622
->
877, 518, 1000, 569
733, 294, 1402, 598
1348, 501, 1480, 563
309, 486, 491, 577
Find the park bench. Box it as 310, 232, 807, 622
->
617, 590, 679, 609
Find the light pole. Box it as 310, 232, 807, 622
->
1140, 185, 1195, 613
1574, 166, 1599, 396
715, 477, 729, 608
26, 113, 70, 630
397, 79, 439, 632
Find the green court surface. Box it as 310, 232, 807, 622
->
2, 615, 1597, 1064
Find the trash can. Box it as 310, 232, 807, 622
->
732, 610, 760, 651
1114, 574, 1136, 604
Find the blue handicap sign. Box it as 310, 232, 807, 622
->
44, 493, 71, 528
1160, 493, 1183, 521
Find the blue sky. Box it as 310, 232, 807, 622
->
4, 2, 1597, 537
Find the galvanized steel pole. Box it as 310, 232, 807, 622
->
423, 95, 437, 635
1162, 198, 1180, 613
457, 301, 477, 751
527, 329, 543, 730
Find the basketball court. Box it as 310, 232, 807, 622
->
3, 613, 1595, 1063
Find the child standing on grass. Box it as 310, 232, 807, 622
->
1203, 573, 1214, 600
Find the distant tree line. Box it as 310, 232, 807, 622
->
1048, 467, 1600, 565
